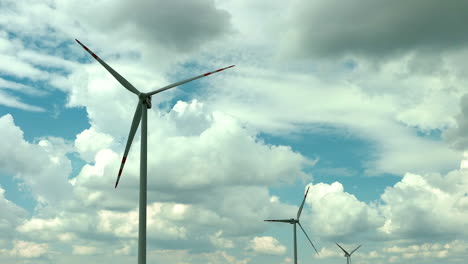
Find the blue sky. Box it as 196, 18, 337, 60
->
1, 1, 468, 264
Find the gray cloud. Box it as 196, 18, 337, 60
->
66, 0, 232, 53
444, 93, 468, 150
287, 0, 468, 58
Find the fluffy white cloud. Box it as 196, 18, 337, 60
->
0, 114, 73, 205
75, 127, 113, 162
379, 171, 468, 238
12, 99, 309, 259
0, 186, 27, 239
72, 245, 98, 255
97, 203, 188, 240
305, 182, 384, 239
1, 240, 49, 258
248, 236, 286, 255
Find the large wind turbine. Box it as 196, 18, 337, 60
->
336, 243, 361, 264
264, 186, 319, 264
75, 39, 234, 264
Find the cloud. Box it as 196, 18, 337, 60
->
300, 166, 468, 246
0, 77, 45, 96
1, 240, 49, 258
0, 114, 73, 205
2, 1, 468, 263
379, 171, 468, 239
248, 236, 286, 255
306, 182, 384, 239
205, 63, 462, 176
444, 93, 468, 150
0, 90, 45, 111
209, 231, 234, 249
72, 245, 98, 256
284, 0, 468, 58
381, 240, 468, 263
0, 186, 27, 239
74, 127, 113, 162
13, 99, 309, 256
57, 0, 232, 53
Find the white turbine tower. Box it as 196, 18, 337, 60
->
264, 186, 319, 264
75, 39, 234, 264
336, 243, 361, 264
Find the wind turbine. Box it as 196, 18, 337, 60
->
75, 39, 234, 264
264, 186, 319, 264
336, 243, 361, 264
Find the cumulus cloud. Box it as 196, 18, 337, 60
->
13, 99, 309, 256
248, 236, 286, 255
0, 186, 27, 239
0, 114, 71, 203
301, 167, 468, 248
74, 127, 113, 162
0, 114, 73, 205
1, 240, 49, 258
379, 171, 468, 239
306, 182, 383, 239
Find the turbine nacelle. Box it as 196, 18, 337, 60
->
141, 95, 152, 109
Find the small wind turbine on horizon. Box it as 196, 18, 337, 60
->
75, 39, 234, 264
336, 242, 361, 264
264, 186, 319, 264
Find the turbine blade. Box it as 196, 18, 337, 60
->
297, 222, 319, 255
75, 39, 141, 96
264, 219, 294, 223
115, 102, 142, 188
147, 65, 235, 96
297, 186, 310, 219
350, 245, 361, 255
335, 242, 350, 255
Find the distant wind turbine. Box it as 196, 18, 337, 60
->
75, 39, 234, 264
336, 242, 361, 264
264, 186, 319, 264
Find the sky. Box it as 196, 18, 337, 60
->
0, 0, 468, 263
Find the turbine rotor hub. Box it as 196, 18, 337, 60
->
141, 94, 152, 109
